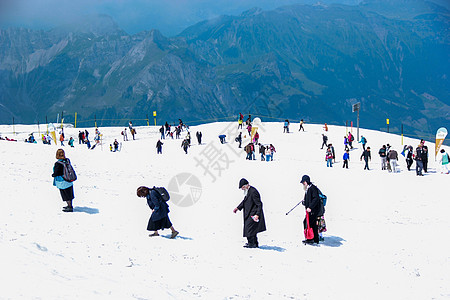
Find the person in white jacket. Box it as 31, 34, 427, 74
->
438, 149, 449, 174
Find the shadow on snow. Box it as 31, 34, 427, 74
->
320, 235, 346, 247
74, 206, 99, 214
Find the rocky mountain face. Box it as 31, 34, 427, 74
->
0, 4, 448, 139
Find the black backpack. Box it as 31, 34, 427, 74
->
57, 159, 77, 182
152, 186, 170, 202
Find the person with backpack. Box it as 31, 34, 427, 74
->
359, 136, 367, 150
300, 175, 323, 245
269, 144, 276, 161
136, 186, 179, 238
233, 178, 266, 248
68, 137, 74, 148
321, 134, 328, 149
379, 145, 387, 170
284, 120, 290, 133
344, 136, 349, 151
360, 147, 371, 170
235, 132, 242, 148
181, 139, 190, 154
219, 135, 226, 144
405, 145, 414, 171
348, 132, 354, 149
122, 128, 128, 141
259, 144, 266, 161
343, 149, 350, 168
113, 139, 119, 152
131, 128, 136, 140
156, 140, 163, 154
159, 126, 165, 140
438, 148, 449, 174
52, 149, 76, 212
415, 144, 425, 176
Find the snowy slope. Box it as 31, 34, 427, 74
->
0, 121, 449, 300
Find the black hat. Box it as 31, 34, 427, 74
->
239, 178, 249, 189
300, 175, 311, 184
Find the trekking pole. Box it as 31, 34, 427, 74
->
286, 201, 303, 215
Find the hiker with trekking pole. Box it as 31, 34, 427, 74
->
286, 175, 326, 245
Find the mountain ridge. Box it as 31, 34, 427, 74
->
0, 4, 448, 141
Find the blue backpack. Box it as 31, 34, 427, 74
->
318, 188, 327, 207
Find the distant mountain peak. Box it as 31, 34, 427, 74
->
240, 7, 263, 17
52, 14, 124, 37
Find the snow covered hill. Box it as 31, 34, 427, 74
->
0, 121, 448, 299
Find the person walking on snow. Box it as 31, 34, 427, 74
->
359, 136, 367, 151
136, 186, 179, 239
387, 148, 399, 173
235, 132, 242, 148
156, 140, 163, 154
321, 134, 328, 149
360, 147, 371, 170
299, 119, 305, 132
284, 120, 290, 133
160, 126, 165, 140
438, 148, 449, 174
269, 144, 276, 161
348, 132, 354, 149
379, 145, 387, 170
233, 178, 266, 248
343, 149, 350, 168
415, 144, 425, 176
326, 147, 333, 167
181, 139, 190, 154
122, 128, 128, 141
259, 144, 266, 161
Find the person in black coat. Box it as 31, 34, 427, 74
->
300, 175, 323, 244
233, 178, 266, 248
137, 186, 178, 238
156, 140, 163, 154
360, 147, 371, 170
196, 131, 202, 145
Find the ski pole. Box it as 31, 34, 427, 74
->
286, 201, 303, 215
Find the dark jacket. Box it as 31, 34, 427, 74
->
146, 189, 170, 222
156, 140, 163, 149
379, 148, 387, 157
237, 186, 266, 237
360, 150, 371, 161
387, 150, 398, 160
52, 160, 65, 177
303, 184, 323, 217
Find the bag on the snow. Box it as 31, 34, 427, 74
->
304, 212, 314, 240
152, 186, 170, 202
57, 159, 77, 182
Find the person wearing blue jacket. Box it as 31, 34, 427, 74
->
52, 149, 75, 212
343, 149, 350, 169
137, 186, 178, 238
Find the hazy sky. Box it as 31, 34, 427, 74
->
0, 0, 361, 36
